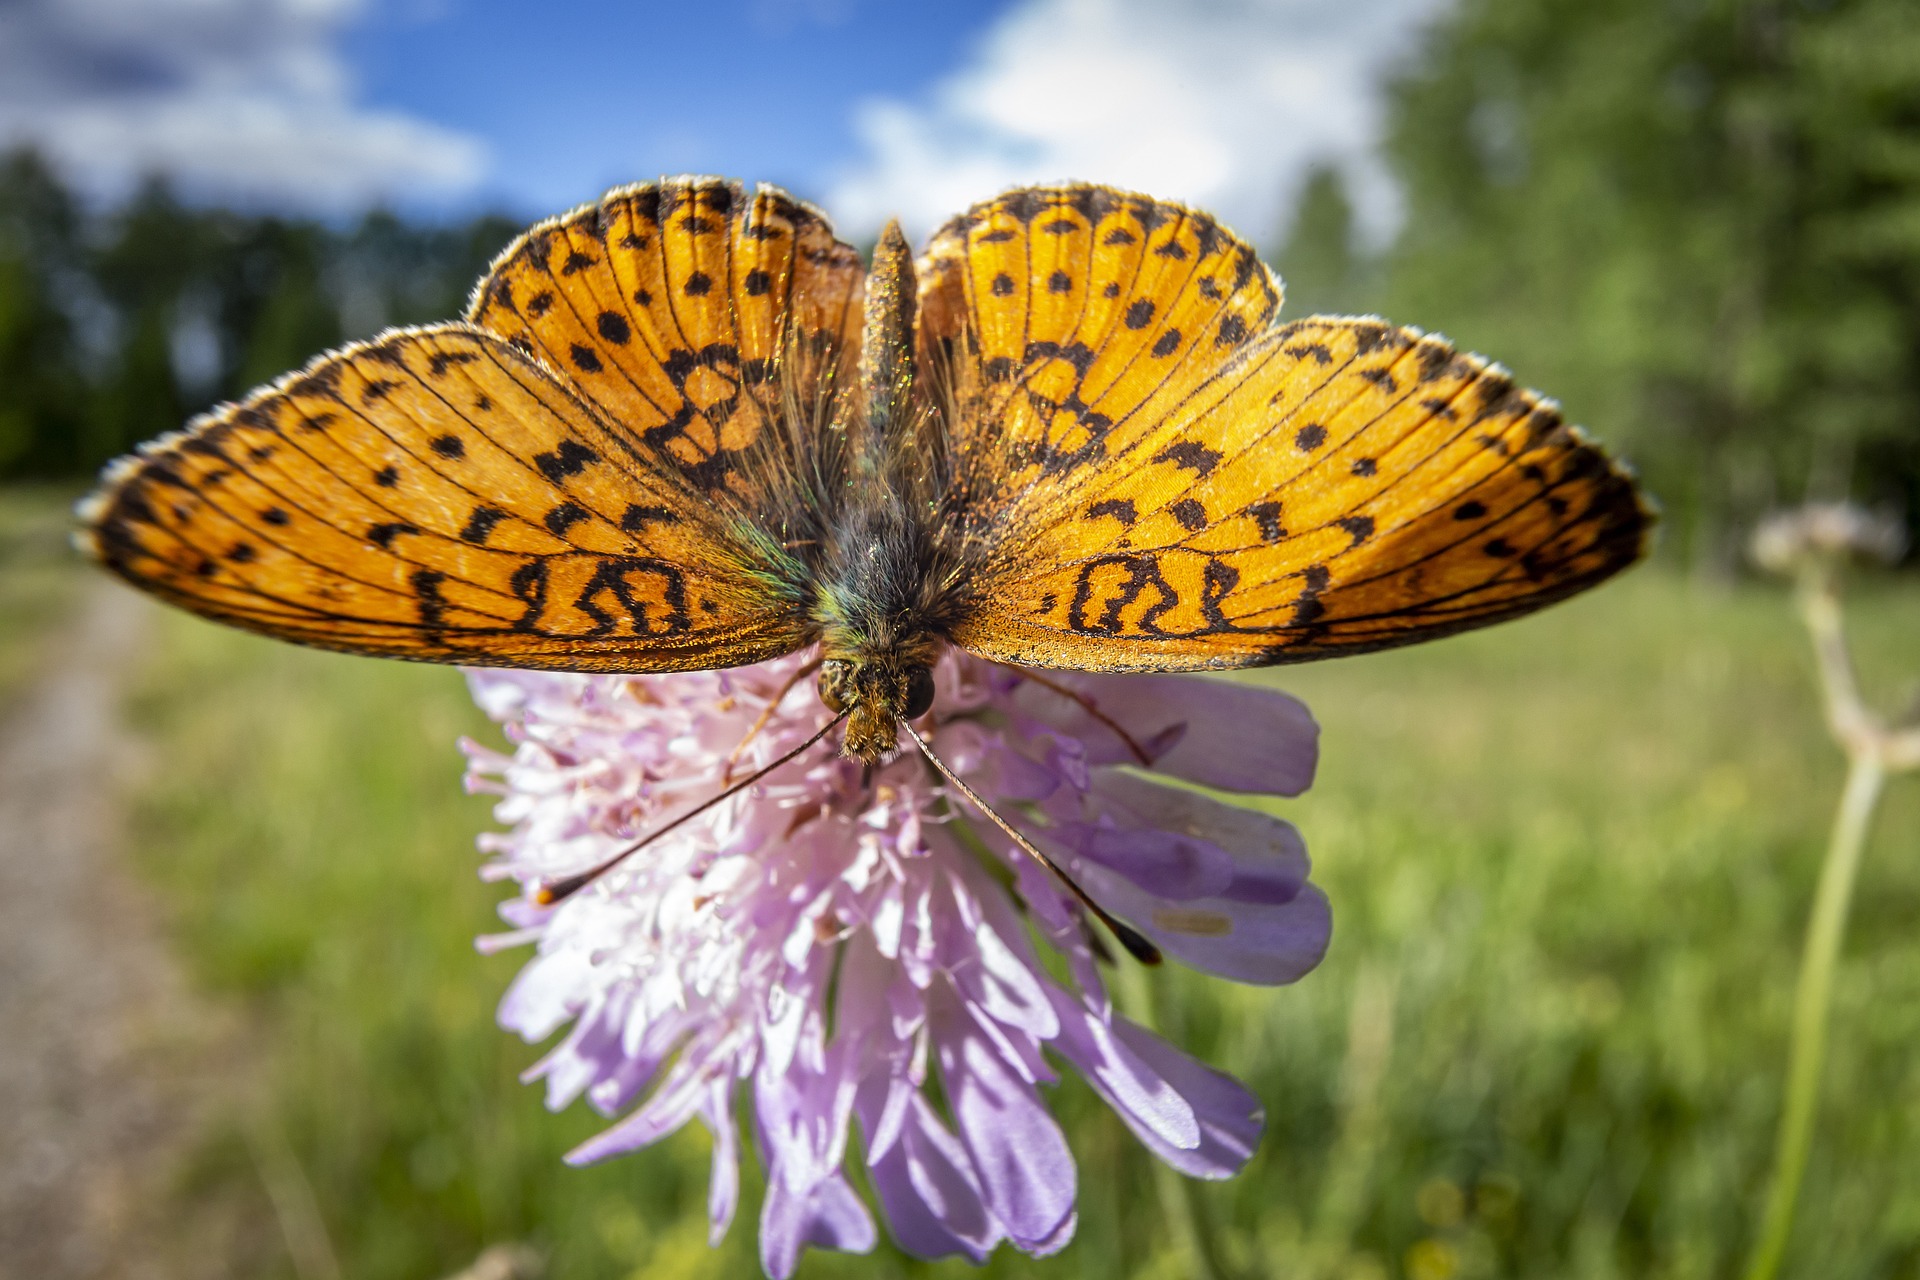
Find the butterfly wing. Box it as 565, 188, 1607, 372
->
920, 184, 1651, 672
468, 176, 863, 503
78, 178, 877, 673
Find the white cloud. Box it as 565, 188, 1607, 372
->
0, 0, 485, 210
829, 0, 1450, 248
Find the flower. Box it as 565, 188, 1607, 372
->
1751, 502, 1907, 575
460, 649, 1330, 1276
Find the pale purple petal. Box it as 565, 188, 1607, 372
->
701, 1080, 741, 1245
759, 1171, 876, 1279
1012, 671, 1318, 795
933, 988, 1077, 1250
1048, 990, 1263, 1178
863, 1095, 1004, 1263
1089, 869, 1334, 985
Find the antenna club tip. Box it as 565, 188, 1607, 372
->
1113, 923, 1163, 966
532, 884, 560, 906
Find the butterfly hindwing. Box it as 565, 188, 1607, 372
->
926, 185, 1651, 672
81, 326, 810, 672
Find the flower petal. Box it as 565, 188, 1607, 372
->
932, 987, 1076, 1250
1049, 990, 1263, 1177
759, 1171, 877, 1279
863, 1094, 1005, 1263
700, 1080, 741, 1245
1013, 672, 1317, 795
1084, 868, 1333, 985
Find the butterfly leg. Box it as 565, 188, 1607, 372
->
723, 656, 824, 783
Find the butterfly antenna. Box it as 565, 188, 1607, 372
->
535, 710, 849, 906
898, 720, 1161, 965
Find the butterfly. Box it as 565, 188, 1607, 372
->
79, 178, 1651, 945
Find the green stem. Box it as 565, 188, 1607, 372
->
1113, 962, 1227, 1280
1744, 751, 1884, 1280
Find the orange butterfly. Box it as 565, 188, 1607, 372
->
79, 178, 1650, 940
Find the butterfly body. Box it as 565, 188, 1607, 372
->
79, 177, 1653, 767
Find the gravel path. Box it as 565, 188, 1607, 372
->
0, 580, 233, 1279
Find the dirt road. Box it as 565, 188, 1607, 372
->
0, 580, 230, 1279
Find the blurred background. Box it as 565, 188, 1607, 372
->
0, 0, 1915, 1277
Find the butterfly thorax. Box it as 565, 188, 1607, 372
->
807, 220, 960, 764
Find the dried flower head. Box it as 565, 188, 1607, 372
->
1751, 503, 1907, 576
462, 650, 1329, 1275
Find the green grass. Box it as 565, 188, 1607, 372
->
0, 485, 86, 703
119, 568, 1920, 1280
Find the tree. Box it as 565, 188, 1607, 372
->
0, 150, 88, 475
1376, 0, 1920, 568
1271, 164, 1371, 319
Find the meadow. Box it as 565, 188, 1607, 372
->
11, 483, 1918, 1279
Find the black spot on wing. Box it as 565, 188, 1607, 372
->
620, 504, 678, 532
367, 522, 418, 550
596, 311, 631, 345
1153, 441, 1221, 477
544, 502, 588, 536
534, 439, 598, 482
460, 504, 508, 545
1248, 501, 1286, 543
1335, 515, 1375, 546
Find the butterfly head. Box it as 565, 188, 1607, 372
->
817, 656, 937, 764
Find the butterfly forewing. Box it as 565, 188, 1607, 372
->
928, 184, 1651, 672
918, 185, 1281, 537
468, 177, 864, 503
82, 325, 811, 673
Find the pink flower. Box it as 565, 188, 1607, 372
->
461, 649, 1329, 1276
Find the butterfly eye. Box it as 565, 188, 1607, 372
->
902, 666, 936, 720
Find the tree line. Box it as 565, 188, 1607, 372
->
0, 150, 517, 484
3, 0, 1915, 564
1275, 0, 1919, 569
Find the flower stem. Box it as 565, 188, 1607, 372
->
1113, 962, 1228, 1280
1744, 749, 1884, 1280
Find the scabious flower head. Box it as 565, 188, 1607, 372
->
461, 649, 1330, 1276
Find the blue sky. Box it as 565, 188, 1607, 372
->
0, 0, 1449, 244
341, 0, 1019, 218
